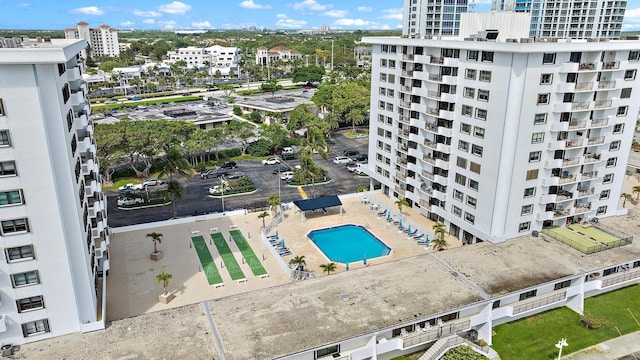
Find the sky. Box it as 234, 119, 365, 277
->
1, 0, 640, 31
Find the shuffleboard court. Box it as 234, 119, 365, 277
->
210, 232, 246, 281
568, 224, 621, 245
229, 230, 268, 276
191, 236, 223, 286
544, 226, 601, 251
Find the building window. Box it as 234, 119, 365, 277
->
519, 289, 537, 300
554, 280, 571, 290
466, 196, 477, 208
537, 93, 550, 104
613, 123, 624, 133
455, 173, 467, 185
475, 108, 487, 120
479, 70, 491, 82
477, 89, 489, 101
380, 59, 387, 67
0, 98, 5, 116
389, 60, 396, 69
617, 106, 628, 116
542, 53, 556, 64
603, 174, 614, 183
599, 190, 610, 200
481, 51, 494, 62
470, 162, 481, 174
458, 140, 469, 152
0, 190, 24, 206
629, 51, 639, 61
540, 73, 553, 84
379, 73, 387, 82
460, 123, 471, 134
471, 144, 483, 157
529, 151, 541, 162
609, 141, 621, 151
6, 245, 34, 262
526, 169, 539, 180
467, 50, 478, 60
524, 187, 535, 197
16, 295, 44, 313
519, 222, 531, 232
465, 69, 476, 80
453, 189, 464, 201
531, 132, 545, 143
379, 88, 386, 96
462, 105, 473, 116
315, 345, 340, 358
0, 161, 16, 176
606, 157, 617, 167
0, 130, 11, 146
456, 157, 468, 168
534, 113, 547, 125
57, 63, 66, 76
62, 83, 70, 104
469, 179, 479, 191
464, 212, 475, 224
521, 204, 533, 215
11, 270, 39, 287
22, 319, 50, 337
66, 110, 74, 132
596, 206, 607, 215
463, 87, 475, 98
621, 88, 632, 99
624, 69, 637, 80
1, 218, 29, 234
452, 205, 462, 217
473, 126, 485, 138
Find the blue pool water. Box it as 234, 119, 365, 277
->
308, 224, 391, 264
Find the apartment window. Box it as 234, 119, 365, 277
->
452, 205, 462, 217
468, 179, 479, 191
629, 50, 639, 61
603, 173, 614, 183
0, 98, 5, 116
481, 51, 494, 62
22, 319, 50, 337
57, 63, 66, 76
554, 280, 571, 290
465, 69, 476, 80
519, 289, 538, 301
534, 114, 548, 126
613, 123, 624, 133
460, 123, 471, 134
1, 218, 28, 234
455, 173, 467, 185
386, 103, 393, 112
378, 100, 385, 109
529, 151, 541, 162
462, 105, 473, 116
380, 59, 388, 67
479, 70, 491, 82
458, 140, 469, 152
526, 169, 539, 180
453, 189, 464, 201
11, 270, 39, 288
624, 69, 637, 80
471, 144, 483, 157
621, 88, 632, 99
0, 161, 16, 176
456, 157, 468, 168
316, 345, 340, 358
531, 132, 544, 143
524, 187, 535, 197
17, 295, 44, 313
542, 53, 556, 64
379, 88, 386, 96
596, 206, 607, 215
463, 87, 475, 98
475, 108, 487, 120
606, 157, 617, 167
467, 50, 478, 60
473, 126, 485, 138
465, 212, 475, 224
466, 196, 477, 208
540, 73, 553, 84
387, 74, 396, 83
537, 93, 550, 104
609, 141, 621, 151
617, 106, 628, 116
71, 135, 77, 156
62, 83, 70, 104
0, 130, 11, 147
0, 190, 23, 206
470, 162, 481, 174
380, 73, 387, 82
477, 89, 489, 101
600, 190, 610, 200
389, 60, 396, 69
521, 204, 533, 215
519, 222, 531, 232
6, 245, 34, 262
387, 89, 394, 97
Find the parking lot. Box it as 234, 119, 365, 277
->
105, 129, 370, 227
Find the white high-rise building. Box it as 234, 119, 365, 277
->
403, 0, 472, 38
65, 22, 120, 58
0, 37, 108, 344
363, 34, 640, 244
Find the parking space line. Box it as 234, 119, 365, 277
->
297, 186, 308, 199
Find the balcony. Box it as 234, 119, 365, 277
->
394, 185, 406, 196
423, 154, 435, 165
425, 122, 438, 132
435, 158, 450, 170
571, 101, 590, 111
427, 90, 441, 99
409, 133, 422, 144
536, 211, 555, 221
398, 130, 410, 140
568, 120, 587, 130
431, 189, 447, 201
565, 139, 585, 149
66, 66, 82, 82
399, 115, 410, 125
396, 172, 407, 182
428, 74, 443, 82
597, 81, 616, 90
576, 188, 595, 198
594, 100, 612, 109
545, 158, 563, 169
578, 62, 597, 71
424, 140, 438, 150
400, 101, 411, 108
541, 176, 560, 187
403, 54, 414, 61
563, 157, 581, 167
411, 102, 427, 113
70, 91, 85, 105
426, 107, 440, 116
421, 170, 434, 181
559, 174, 578, 184
436, 143, 451, 153
583, 154, 601, 164
601, 61, 620, 70
85, 179, 101, 197
433, 174, 448, 186
581, 171, 598, 180
559, 62, 579, 73
430, 57, 444, 64
401, 70, 414, 77
401, 85, 412, 93
437, 126, 453, 137
590, 118, 609, 128
574, 82, 594, 91
553, 208, 572, 218
88, 197, 105, 217
414, 54, 430, 64
587, 136, 605, 146
419, 198, 431, 209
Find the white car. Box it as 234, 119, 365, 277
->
279, 171, 294, 180
117, 197, 144, 206
119, 183, 144, 191
142, 178, 163, 187
347, 163, 364, 174
333, 156, 351, 164
262, 157, 281, 165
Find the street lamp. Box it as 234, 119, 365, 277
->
221, 179, 225, 214
555, 338, 568, 360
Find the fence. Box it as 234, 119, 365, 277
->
512, 291, 566, 315
541, 228, 606, 254
592, 222, 634, 248
601, 268, 640, 287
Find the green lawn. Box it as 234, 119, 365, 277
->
493, 284, 640, 359
568, 224, 620, 245
543, 226, 604, 253
229, 230, 267, 276
191, 236, 223, 285
210, 232, 246, 281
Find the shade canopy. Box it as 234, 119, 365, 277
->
293, 195, 342, 212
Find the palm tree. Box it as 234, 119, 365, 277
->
395, 197, 409, 213
146, 232, 163, 253
268, 194, 281, 214
621, 192, 633, 207
166, 180, 185, 218
432, 222, 448, 251
289, 255, 306, 279
319, 262, 337, 275
156, 269, 172, 295
633, 185, 640, 200
158, 147, 191, 218
257, 211, 270, 227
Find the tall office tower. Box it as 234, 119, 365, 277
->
363, 34, 640, 244
65, 22, 120, 58
0, 37, 108, 345
403, 0, 470, 38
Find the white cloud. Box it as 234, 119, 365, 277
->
275, 13, 307, 28
133, 10, 162, 17
158, 1, 191, 14
71, 6, 104, 15
158, 20, 177, 29
357, 6, 372, 12
239, 0, 272, 9
120, 21, 135, 27
192, 21, 212, 28
143, 19, 156, 25
16, 3, 31, 7
333, 18, 372, 26
623, 8, 640, 31
293, 0, 331, 11
380, 8, 402, 20
324, 9, 346, 17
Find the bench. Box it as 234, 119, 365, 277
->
237, 278, 248, 284
213, 283, 224, 288
191, 230, 200, 235
260, 274, 270, 279
210, 227, 218, 233
229, 225, 238, 230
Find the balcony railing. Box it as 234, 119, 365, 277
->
571, 101, 590, 110
568, 120, 586, 129
399, 115, 410, 124
426, 107, 440, 116
602, 61, 620, 69
425, 122, 437, 131
400, 101, 411, 108
403, 54, 414, 61
429, 74, 443, 81
562, 157, 580, 166
578, 62, 596, 70
581, 171, 598, 180
575, 82, 593, 91
598, 81, 615, 89
430, 57, 444, 64
402, 70, 414, 77
594, 100, 612, 108
577, 188, 594, 197
422, 170, 434, 180
587, 136, 605, 145
424, 140, 437, 150
427, 90, 441, 99
423, 154, 436, 164
401, 85, 412, 92
590, 118, 608, 127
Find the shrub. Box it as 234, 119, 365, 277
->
233, 105, 242, 116
250, 110, 262, 123
112, 167, 137, 180
580, 315, 607, 329
218, 148, 242, 159
247, 139, 273, 157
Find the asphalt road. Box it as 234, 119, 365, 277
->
105, 129, 370, 227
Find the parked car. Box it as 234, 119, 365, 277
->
333, 156, 351, 164
226, 172, 244, 180
279, 171, 294, 180
351, 154, 368, 163
117, 197, 144, 206
208, 185, 230, 195
343, 149, 360, 157
119, 183, 144, 191
219, 161, 237, 169
272, 166, 291, 174
281, 152, 296, 160
262, 157, 281, 165
200, 168, 228, 179
142, 178, 163, 187
347, 163, 363, 173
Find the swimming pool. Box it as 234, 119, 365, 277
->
308, 224, 391, 264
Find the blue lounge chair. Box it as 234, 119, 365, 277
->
413, 234, 425, 240
417, 240, 429, 245
406, 229, 418, 236
279, 250, 292, 256
377, 209, 387, 217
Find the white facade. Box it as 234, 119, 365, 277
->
0, 38, 108, 344
255, 46, 302, 66
364, 36, 640, 243
65, 22, 120, 58
403, 0, 471, 38
167, 45, 241, 76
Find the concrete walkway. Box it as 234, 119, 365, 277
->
563, 331, 640, 360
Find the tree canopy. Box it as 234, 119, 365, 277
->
291, 65, 325, 84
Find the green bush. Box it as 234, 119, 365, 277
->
250, 110, 262, 123
233, 105, 242, 116
247, 139, 273, 156
580, 315, 607, 329
218, 148, 242, 159
112, 167, 137, 180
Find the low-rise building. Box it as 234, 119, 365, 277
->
255, 46, 302, 66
